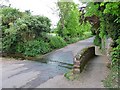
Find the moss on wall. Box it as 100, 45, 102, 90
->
74, 46, 96, 73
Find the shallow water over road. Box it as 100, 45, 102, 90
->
20, 51, 74, 88
2, 57, 71, 88
2, 37, 94, 88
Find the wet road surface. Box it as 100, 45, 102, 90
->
1, 37, 94, 88
38, 56, 109, 88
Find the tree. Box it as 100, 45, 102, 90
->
57, 0, 81, 37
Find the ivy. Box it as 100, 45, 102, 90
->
84, 3, 101, 17
104, 2, 120, 16
85, 2, 120, 88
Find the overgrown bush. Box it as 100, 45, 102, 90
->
110, 37, 120, 67
49, 36, 67, 49
83, 31, 93, 39
1, 7, 22, 26
111, 47, 120, 66
1, 7, 52, 57
23, 40, 51, 57
103, 65, 119, 88
105, 14, 120, 42
2, 34, 18, 53
65, 37, 81, 44
103, 38, 120, 88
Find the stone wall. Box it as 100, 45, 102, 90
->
73, 46, 96, 74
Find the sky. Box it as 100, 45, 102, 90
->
0, 0, 85, 28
